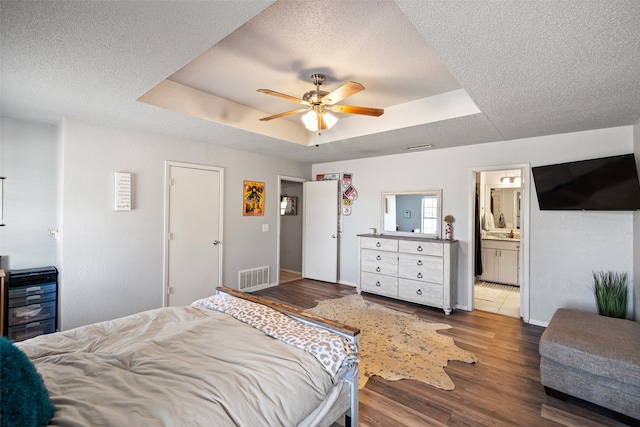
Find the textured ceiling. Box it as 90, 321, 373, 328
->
1, 0, 639, 164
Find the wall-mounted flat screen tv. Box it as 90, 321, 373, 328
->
532, 154, 640, 210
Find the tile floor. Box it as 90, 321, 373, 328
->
474, 281, 520, 318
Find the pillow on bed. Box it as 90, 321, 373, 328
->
0, 337, 55, 427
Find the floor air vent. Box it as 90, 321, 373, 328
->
238, 266, 270, 290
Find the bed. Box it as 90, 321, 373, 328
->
2, 286, 360, 427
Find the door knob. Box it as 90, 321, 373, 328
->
213, 240, 221, 246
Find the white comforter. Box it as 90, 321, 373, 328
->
18, 305, 340, 426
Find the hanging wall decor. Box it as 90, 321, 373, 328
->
243, 180, 265, 216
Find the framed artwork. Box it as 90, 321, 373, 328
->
243, 180, 265, 216
280, 196, 297, 216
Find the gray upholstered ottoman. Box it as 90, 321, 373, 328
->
539, 308, 640, 423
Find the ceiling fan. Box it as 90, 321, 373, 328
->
257, 73, 384, 132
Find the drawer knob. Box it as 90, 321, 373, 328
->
376, 242, 381, 247
376, 266, 381, 272
376, 255, 381, 260
417, 273, 423, 279
376, 281, 381, 287
416, 289, 423, 295
416, 260, 423, 266
417, 245, 423, 252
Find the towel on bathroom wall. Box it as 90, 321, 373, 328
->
482, 211, 495, 230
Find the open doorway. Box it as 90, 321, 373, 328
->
468, 165, 531, 322
277, 176, 304, 284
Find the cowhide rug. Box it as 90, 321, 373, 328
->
306, 294, 478, 390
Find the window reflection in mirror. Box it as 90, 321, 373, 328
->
381, 190, 442, 238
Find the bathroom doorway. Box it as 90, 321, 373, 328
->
468, 165, 531, 322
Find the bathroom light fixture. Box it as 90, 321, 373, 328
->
501, 175, 522, 185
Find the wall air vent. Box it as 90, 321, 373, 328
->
238, 266, 270, 290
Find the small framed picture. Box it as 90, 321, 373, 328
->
280, 196, 297, 216
403, 210, 411, 218
243, 180, 265, 216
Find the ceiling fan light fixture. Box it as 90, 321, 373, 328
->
302, 111, 338, 131
302, 110, 319, 131
323, 112, 338, 129
258, 73, 383, 131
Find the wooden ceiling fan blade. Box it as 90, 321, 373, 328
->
259, 108, 309, 121
321, 81, 364, 105
329, 105, 384, 117
257, 89, 310, 105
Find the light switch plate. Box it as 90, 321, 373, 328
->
262, 224, 269, 232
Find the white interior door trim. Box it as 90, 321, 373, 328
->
466, 163, 531, 323
277, 175, 307, 285
163, 161, 224, 307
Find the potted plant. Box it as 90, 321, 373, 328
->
592, 270, 628, 318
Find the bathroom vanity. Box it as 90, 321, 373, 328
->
479, 236, 520, 286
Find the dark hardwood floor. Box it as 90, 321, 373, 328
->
254, 279, 629, 427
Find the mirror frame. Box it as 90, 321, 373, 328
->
380, 189, 443, 238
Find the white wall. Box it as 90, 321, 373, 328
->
314, 126, 636, 325
0, 118, 59, 269
4, 116, 637, 329
57, 119, 309, 329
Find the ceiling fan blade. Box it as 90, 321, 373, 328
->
259, 108, 309, 121
321, 81, 364, 105
328, 104, 384, 117
257, 89, 309, 105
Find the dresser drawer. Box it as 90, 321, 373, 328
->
361, 250, 398, 276
398, 240, 443, 256
398, 254, 443, 283
360, 272, 398, 297
361, 248, 398, 264
398, 279, 443, 306
8, 291, 56, 308
7, 318, 56, 342
8, 282, 56, 298
8, 300, 56, 327
360, 237, 398, 252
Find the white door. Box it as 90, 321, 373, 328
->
303, 180, 338, 282
165, 162, 223, 306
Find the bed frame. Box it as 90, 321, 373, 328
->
216, 286, 360, 426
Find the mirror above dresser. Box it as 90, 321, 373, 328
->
381, 190, 442, 239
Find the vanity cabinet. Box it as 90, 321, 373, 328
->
358, 234, 457, 314
479, 239, 519, 286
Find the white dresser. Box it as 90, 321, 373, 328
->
357, 234, 458, 314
